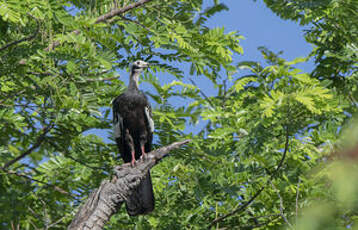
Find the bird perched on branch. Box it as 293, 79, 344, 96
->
112, 60, 155, 216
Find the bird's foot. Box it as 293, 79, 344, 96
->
140, 145, 148, 161
139, 145, 147, 161
130, 151, 136, 167
130, 158, 136, 167
140, 152, 148, 161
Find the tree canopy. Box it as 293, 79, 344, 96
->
0, 0, 357, 229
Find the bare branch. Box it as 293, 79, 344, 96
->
68, 139, 190, 230
0, 14, 39, 52
3, 123, 54, 169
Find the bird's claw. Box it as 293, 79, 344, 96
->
140, 152, 147, 161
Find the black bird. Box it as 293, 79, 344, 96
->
112, 60, 155, 216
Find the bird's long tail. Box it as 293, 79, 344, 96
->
125, 171, 155, 216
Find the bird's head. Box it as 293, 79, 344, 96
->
131, 60, 149, 73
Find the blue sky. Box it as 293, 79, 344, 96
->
171, 0, 315, 104
206, 0, 313, 71
143, 0, 315, 100
88, 0, 315, 141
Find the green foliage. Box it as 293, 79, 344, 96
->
295, 120, 358, 230
262, 0, 358, 114
0, 0, 356, 229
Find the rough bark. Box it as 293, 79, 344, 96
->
67, 139, 190, 230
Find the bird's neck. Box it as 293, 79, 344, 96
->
128, 70, 141, 91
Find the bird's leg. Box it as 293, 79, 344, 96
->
124, 129, 136, 167
140, 145, 147, 161
131, 150, 136, 167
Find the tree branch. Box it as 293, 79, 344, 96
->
271, 181, 293, 229
240, 215, 280, 230
210, 127, 290, 227
188, 78, 215, 108
0, 168, 73, 198
47, 140, 106, 171
210, 187, 265, 227
68, 139, 190, 230
0, 14, 39, 52
295, 178, 301, 225
117, 15, 152, 32
79, 76, 119, 83
3, 123, 54, 169
45, 0, 154, 51
95, 0, 154, 24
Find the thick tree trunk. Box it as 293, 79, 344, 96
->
67, 140, 190, 230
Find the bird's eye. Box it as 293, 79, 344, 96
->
136, 61, 140, 65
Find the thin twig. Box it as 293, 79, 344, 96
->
0, 90, 25, 105
0, 14, 39, 52
271, 181, 293, 229
118, 15, 152, 32
80, 76, 119, 82
188, 78, 215, 108
28, 207, 41, 229
1, 169, 74, 198
65, 154, 106, 171
239, 215, 280, 229
296, 178, 301, 225
210, 126, 290, 227
3, 123, 54, 169
47, 141, 106, 171
0, 103, 40, 108
45, 0, 154, 51
276, 126, 289, 172
27, 71, 53, 76
47, 216, 65, 229
28, 219, 40, 230
75, 70, 118, 82
14, 163, 41, 174
96, 0, 154, 23
27, 69, 118, 83
210, 187, 265, 226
